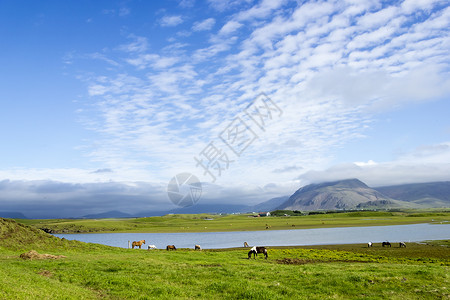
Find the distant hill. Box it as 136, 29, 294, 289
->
248, 196, 290, 212
374, 181, 450, 208
168, 204, 249, 215
82, 210, 133, 219
276, 179, 419, 211
0, 211, 27, 219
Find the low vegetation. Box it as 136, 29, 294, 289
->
16, 209, 450, 234
1, 217, 449, 299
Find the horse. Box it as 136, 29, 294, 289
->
131, 240, 145, 249
382, 241, 391, 247
195, 245, 202, 250
368, 242, 373, 247
244, 242, 250, 247
399, 242, 406, 248
147, 245, 157, 250
166, 245, 176, 251
248, 246, 268, 259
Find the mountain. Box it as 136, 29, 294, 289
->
248, 196, 290, 212
276, 179, 418, 211
0, 211, 27, 219
374, 181, 450, 208
81, 210, 133, 219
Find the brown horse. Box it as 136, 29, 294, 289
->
166, 245, 177, 251
248, 246, 268, 259
131, 240, 145, 249
243, 242, 250, 247
382, 241, 391, 247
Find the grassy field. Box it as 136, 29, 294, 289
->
16, 210, 450, 233
1, 218, 449, 299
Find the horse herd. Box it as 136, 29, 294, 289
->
130, 240, 406, 259
130, 240, 267, 259
368, 241, 407, 248
130, 240, 202, 251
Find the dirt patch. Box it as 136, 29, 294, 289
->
38, 269, 53, 277
276, 258, 371, 265
20, 250, 66, 260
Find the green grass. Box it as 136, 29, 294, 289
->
1, 244, 449, 299
1, 218, 449, 299
17, 210, 450, 234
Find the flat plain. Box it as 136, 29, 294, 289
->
16, 210, 450, 233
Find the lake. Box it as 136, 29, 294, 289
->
55, 223, 450, 249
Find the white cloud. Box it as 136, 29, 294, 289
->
179, 0, 195, 8
357, 6, 398, 29
401, 0, 445, 14
119, 36, 149, 53
235, 0, 287, 22
219, 20, 243, 35
126, 54, 180, 70
299, 142, 450, 187
160, 15, 184, 27
193, 18, 216, 31
207, 0, 252, 12
119, 7, 130, 17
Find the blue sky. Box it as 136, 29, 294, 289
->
0, 0, 449, 217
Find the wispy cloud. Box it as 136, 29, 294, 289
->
160, 15, 184, 27
218, 20, 242, 35
192, 18, 216, 31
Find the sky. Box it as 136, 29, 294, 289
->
0, 0, 449, 218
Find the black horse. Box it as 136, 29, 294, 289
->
382, 241, 391, 247
248, 246, 268, 259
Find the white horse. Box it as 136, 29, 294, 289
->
368, 242, 373, 247
147, 245, 157, 250
195, 244, 202, 250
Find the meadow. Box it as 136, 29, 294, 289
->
17, 210, 450, 234
0, 217, 449, 299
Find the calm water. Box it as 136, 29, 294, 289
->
55, 223, 450, 249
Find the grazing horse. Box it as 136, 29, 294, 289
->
248, 246, 268, 259
132, 240, 145, 249
147, 245, 157, 250
166, 245, 176, 251
195, 245, 202, 250
368, 242, 373, 248
399, 242, 406, 248
244, 242, 250, 247
382, 241, 391, 247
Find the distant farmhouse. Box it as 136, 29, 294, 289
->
257, 212, 271, 217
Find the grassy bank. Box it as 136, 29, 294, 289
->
17, 210, 450, 234
1, 218, 449, 299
